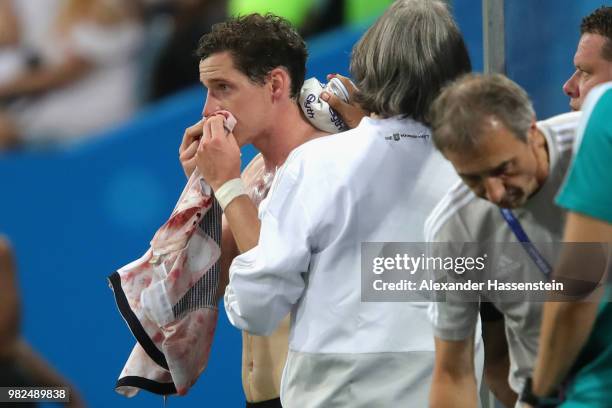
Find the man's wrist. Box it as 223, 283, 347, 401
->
215, 178, 247, 210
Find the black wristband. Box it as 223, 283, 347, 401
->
519, 377, 561, 407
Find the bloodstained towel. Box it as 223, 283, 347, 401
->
108, 111, 236, 397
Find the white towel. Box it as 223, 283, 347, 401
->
108, 111, 236, 397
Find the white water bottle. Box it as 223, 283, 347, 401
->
299, 77, 351, 133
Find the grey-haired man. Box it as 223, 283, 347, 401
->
426, 74, 581, 408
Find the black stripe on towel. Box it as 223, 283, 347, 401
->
116, 376, 177, 396
108, 272, 169, 370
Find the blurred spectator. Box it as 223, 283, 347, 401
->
0, 0, 59, 86
0, 0, 144, 150
0, 236, 86, 407
149, 0, 227, 101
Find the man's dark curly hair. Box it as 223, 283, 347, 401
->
581, 6, 612, 61
196, 13, 307, 98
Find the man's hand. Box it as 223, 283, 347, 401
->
179, 120, 204, 178
196, 115, 241, 191
481, 316, 518, 407
320, 74, 368, 129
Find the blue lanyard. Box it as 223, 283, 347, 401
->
499, 208, 553, 277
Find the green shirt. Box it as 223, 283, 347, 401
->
556, 82, 612, 408
556, 84, 612, 223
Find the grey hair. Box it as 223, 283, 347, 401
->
350, 0, 471, 124
430, 73, 536, 152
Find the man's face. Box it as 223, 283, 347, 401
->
563, 33, 612, 111
443, 118, 545, 209
199, 51, 272, 146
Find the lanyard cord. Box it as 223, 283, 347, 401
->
499, 208, 554, 278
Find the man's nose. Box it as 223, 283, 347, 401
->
483, 177, 505, 205
202, 93, 219, 117
563, 71, 579, 98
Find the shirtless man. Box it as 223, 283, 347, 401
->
178, 14, 326, 408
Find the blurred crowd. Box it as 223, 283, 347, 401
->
0, 0, 392, 151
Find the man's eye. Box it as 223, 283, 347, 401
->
491, 162, 511, 177
491, 167, 505, 177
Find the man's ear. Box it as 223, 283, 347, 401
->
267, 67, 291, 102
526, 119, 540, 145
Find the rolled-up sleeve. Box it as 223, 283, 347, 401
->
224, 159, 314, 336
424, 219, 480, 341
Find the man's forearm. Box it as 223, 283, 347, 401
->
0, 57, 91, 99
431, 336, 478, 408
215, 249, 231, 301
482, 318, 517, 407
430, 371, 478, 408
532, 212, 610, 397
484, 358, 517, 407
223, 195, 261, 253
532, 301, 598, 396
